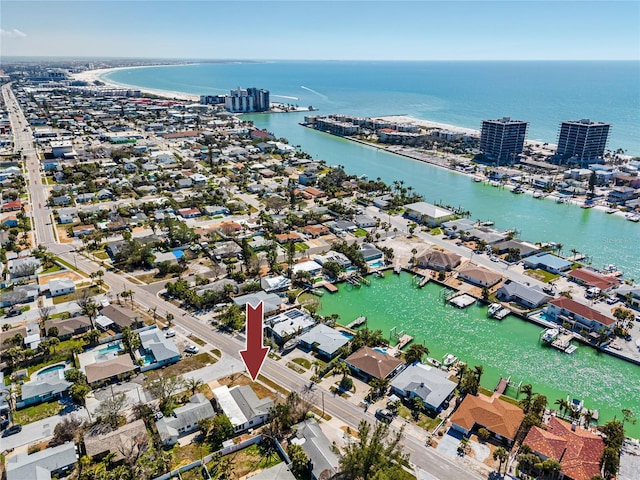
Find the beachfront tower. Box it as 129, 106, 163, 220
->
225, 86, 270, 113
480, 117, 528, 165
555, 119, 610, 166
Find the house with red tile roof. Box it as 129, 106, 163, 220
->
1, 200, 22, 212
450, 393, 524, 445
568, 268, 620, 292
178, 207, 202, 219
523, 416, 605, 480
547, 297, 615, 332
302, 224, 330, 238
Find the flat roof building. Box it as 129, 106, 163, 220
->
480, 117, 528, 165
556, 119, 610, 165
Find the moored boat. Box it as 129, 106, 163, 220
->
487, 303, 502, 317
442, 353, 458, 367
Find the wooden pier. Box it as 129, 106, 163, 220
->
322, 282, 338, 293
347, 316, 367, 329
396, 334, 414, 350
494, 376, 511, 395
394, 264, 402, 274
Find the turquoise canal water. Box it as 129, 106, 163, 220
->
318, 272, 640, 438
247, 113, 640, 280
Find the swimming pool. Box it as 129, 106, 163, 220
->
369, 261, 384, 268
36, 364, 65, 376
97, 343, 122, 355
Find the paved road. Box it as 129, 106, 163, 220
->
4, 84, 483, 480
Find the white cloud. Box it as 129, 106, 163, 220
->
0, 28, 27, 39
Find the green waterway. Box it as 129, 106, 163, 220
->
317, 272, 640, 438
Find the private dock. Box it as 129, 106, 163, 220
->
322, 282, 338, 293
449, 294, 476, 309
347, 316, 367, 329
494, 376, 511, 395
493, 308, 511, 320
394, 264, 402, 274
396, 334, 414, 350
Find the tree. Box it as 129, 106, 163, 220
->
477, 427, 490, 443
95, 392, 128, 428
288, 443, 310, 478
600, 447, 620, 479
75, 289, 99, 329
541, 458, 562, 479
493, 446, 508, 474
70, 383, 92, 420
599, 418, 625, 451
38, 297, 53, 336
146, 374, 185, 413
121, 325, 141, 356
208, 413, 234, 450
339, 420, 407, 480
185, 377, 204, 395
554, 397, 570, 417
404, 343, 429, 364
369, 377, 389, 400
49, 415, 83, 447
412, 396, 424, 420
588, 170, 597, 195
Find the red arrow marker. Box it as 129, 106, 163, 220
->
240, 302, 270, 381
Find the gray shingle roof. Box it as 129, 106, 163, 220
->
6, 442, 77, 480
139, 328, 180, 363
292, 418, 340, 480
156, 394, 215, 444
390, 363, 456, 410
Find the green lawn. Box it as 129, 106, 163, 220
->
13, 401, 64, 425
53, 256, 81, 273
524, 269, 559, 283
41, 264, 63, 274
292, 357, 311, 369
93, 251, 109, 260
294, 242, 309, 252
353, 228, 368, 237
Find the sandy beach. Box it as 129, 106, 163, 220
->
71, 65, 201, 102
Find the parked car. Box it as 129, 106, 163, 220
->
375, 409, 393, 423
5, 309, 21, 318
2, 424, 22, 437
154, 411, 164, 420
164, 329, 176, 338
184, 345, 199, 354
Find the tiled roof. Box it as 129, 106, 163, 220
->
549, 297, 615, 326
568, 268, 620, 291
523, 416, 605, 480
458, 264, 502, 286
345, 346, 403, 380
450, 393, 524, 441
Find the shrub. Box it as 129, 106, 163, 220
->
339, 376, 353, 391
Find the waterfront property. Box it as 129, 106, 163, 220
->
523, 253, 573, 274
156, 393, 215, 446
390, 362, 456, 412
416, 250, 462, 271
523, 416, 605, 480
403, 202, 456, 227
266, 308, 316, 344
479, 117, 528, 164
546, 297, 616, 333
297, 324, 350, 360
344, 346, 404, 382
555, 118, 610, 166
568, 268, 620, 292
496, 279, 552, 309
457, 264, 502, 288
213, 385, 274, 434
449, 393, 524, 446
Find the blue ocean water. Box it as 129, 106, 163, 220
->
106, 61, 640, 154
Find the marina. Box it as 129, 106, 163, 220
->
318, 272, 640, 438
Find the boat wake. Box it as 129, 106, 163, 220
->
271, 94, 300, 100
301, 85, 329, 101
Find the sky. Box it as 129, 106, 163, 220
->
1, 1, 639, 61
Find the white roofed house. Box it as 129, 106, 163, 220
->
6, 442, 77, 480
17, 369, 72, 408
266, 308, 316, 344
290, 418, 340, 480
404, 201, 456, 226
46, 278, 76, 297
137, 327, 181, 371
260, 275, 291, 293
156, 393, 216, 446
213, 385, 274, 433
390, 363, 456, 412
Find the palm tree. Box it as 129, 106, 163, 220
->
369, 377, 390, 400
185, 377, 204, 395
520, 384, 535, 413
404, 344, 429, 364
554, 398, 569, 417
332, 361, 350, 379
493, 446, 508, 475
412, 396, 424, 420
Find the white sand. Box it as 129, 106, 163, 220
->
374, 115, 480, 136
70, 65, 200, 102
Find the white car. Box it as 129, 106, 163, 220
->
164, 329, 176, 338
184, 345, 199, 354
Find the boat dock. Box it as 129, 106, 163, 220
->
547, 331, 578, 354
322, 282, 338, 293
347, 316, 367, 329
449, 294, 476, 309
394, 264, 402, 274
396, 334, 414, 350
494, 376, 511, 395
493, 308, 511, 320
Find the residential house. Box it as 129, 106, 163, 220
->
50, 315, 92, 340
612, 284, 640, 310
450, 393, 524, 446
292, 260, 323, 277
390, 363, 456, 412
178, 207, 201, 218
457, 264, 502, 288
298, 324, 350, 359
99, 304, 141, 331
213, 240, 242, 258
85, 355, 136, 385
360, 243, 384, 262
260, 275, 291, 293
75, 192, 96, 203
177, 178, 193, 189
568, 268, 620, 292
313, 251, 352, 269
156, 393, 216, 446
8, 257, 41, 278
213, 385, 274, 433
6, 442, 77, 480
17, 369, 72, 408
46, 278, 76, 297
302, 224, 329, 238
245, 463, 296, 480
491, 239, 540, 258
1, 215, 18, 228
203, 205, 229, 216
354, 214, 377, 228
72, 224, 96, 237
266, 308, 316, 344
546, 297, 616, 332
523, 416, 605, 480
290, 418, 340, 480
416, 250, 462, 271
137, 327, 181, 371
1, 284, 39, 307
523, 253, 573, 274
326, 220, 357, 235
233, 291, 283, 314
83, 419, 149, 462
404, 202, 455, 226
496, 279, 552, 309
1, 199, 22, 211
57, 207, 77, 224
52, 194, 72, 206
344, 346, 404, 382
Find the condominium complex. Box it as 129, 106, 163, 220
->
480, 117, 528, 164
556, 119, 610, 164
224, 87, 270, 113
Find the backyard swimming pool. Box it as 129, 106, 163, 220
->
36, 364, 65, 376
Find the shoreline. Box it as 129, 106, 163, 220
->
71, 64, 202, 102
